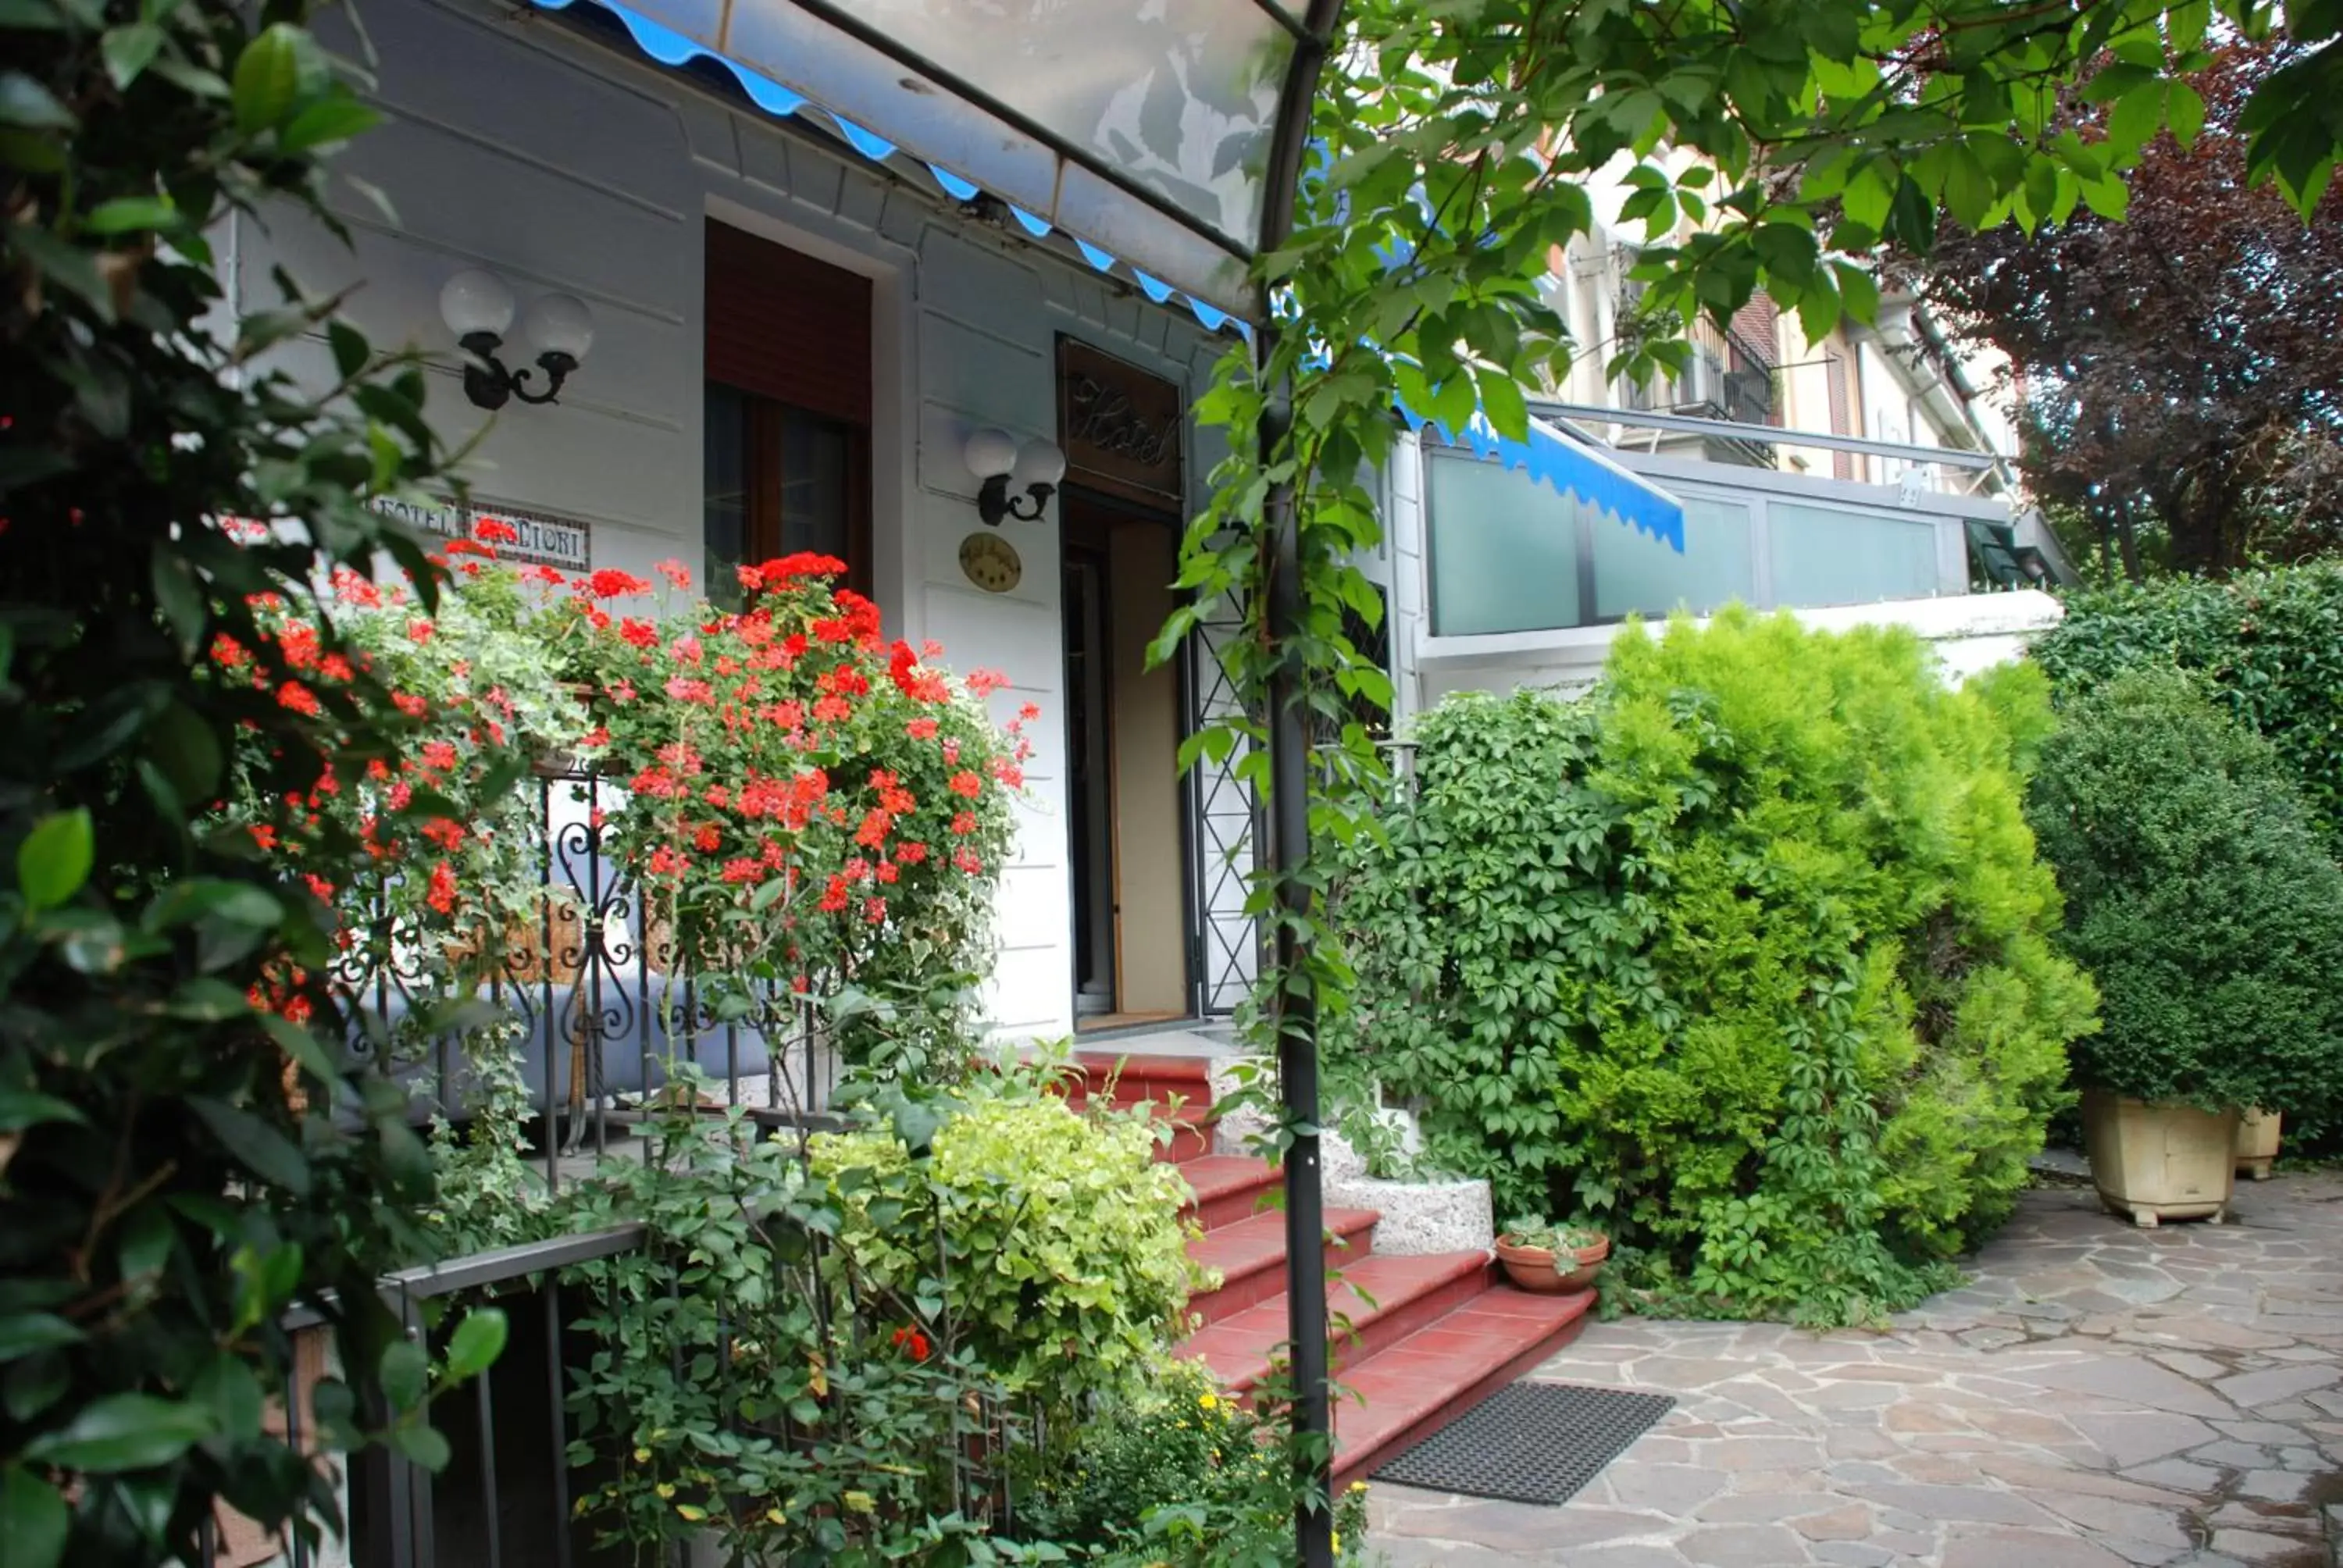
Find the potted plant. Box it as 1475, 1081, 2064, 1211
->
2027, 669, 2343, 1226
2237, 1110, 2283, 1181
1495, 1218, 1610, 1293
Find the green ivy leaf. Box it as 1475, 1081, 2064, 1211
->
0, 1466, 66, 1568
278, 94, 378, 154
230, 23, 304, 134
16, 809, 92, 911
388, 1422, 451, 1470
23, 1393, 216, 1471
379, 1339, 428, 1411
0, 1314, 84, 1360
0, 1092, 84, 1134
0, 73, 75, 130
442, 1308, 508, 1382
188, 1098, 312, 1196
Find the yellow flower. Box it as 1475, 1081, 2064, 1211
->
633, 1447, 651, 1463
655, 1484, 675, 1500
1349, 1481, 1368, 1495
1332, 1532, 1343, 1555
843, 1490, 876, 1515
1198, 1392, 1218, 1411
766, 1507, 787, 1526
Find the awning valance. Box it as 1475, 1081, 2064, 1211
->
1404, 408, 1688, 554
537, 0, 1328, 324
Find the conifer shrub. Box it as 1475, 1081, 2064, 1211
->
2024, 667, 2343, 1123
1325, 611, 2097, 1324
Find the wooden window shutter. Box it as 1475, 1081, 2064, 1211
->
704, 223, 872, 426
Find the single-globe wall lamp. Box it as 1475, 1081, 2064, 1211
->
440, 269, 595, 410
964, 428, 1067, 526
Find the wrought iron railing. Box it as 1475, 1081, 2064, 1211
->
334, 764, 840, 1188
202, 1200, 1034, 1567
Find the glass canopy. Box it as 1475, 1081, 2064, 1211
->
610, 0, 1326, 318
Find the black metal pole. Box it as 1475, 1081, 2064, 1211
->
1264, 419, 1336, 1567
1251, 9, 1344, 1565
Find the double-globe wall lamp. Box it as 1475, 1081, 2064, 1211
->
964, 428, 1067, 526
440, 269, 596, 411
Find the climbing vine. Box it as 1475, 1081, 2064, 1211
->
1163, 0, 2341, 1113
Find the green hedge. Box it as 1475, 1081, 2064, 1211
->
2026, 668, 2343, 1122
1325, 611, 2097, 1325
2030, 564, 2343, 836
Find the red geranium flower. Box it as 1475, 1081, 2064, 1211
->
947, 771, 982, 800
587, 568, 654, 599
755, 552, 847, 583
473, 517, 519, 543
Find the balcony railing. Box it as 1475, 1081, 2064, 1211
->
334, 764, 841, 1188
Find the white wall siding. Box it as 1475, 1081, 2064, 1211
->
253, 0, 1238, 1040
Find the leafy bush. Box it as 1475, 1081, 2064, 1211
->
2031, 563, 2343, 836
810, 1085, 1202, 1421
1325, 611, 2097, 1324
2, 0, 509, 1559
561, 1089, 1028, 1566
2024, 668, 2343, 1121
1018, 1360, 1371, 1566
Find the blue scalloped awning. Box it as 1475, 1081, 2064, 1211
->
1401, 406, 1686, 553
530, 0, 1685, 558
531, 0, 1303, 332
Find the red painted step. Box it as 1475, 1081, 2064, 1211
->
1331, 1288, 1596, 1487
1175, 1154, 1282, 1232
1093, 1043, 1598, 1487
1189, 1207, 1378, 1327
1182, 1250, 1496, 1394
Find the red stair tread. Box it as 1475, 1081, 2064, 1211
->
1329, 1287, 1596, 1486
1190, 1207, 1378, 1281
1176, 1155, 1281, 1229
1179, 1250, 1492, 1392
1071, 1050, 1217, 1085
1188, 1208, 1378, 1325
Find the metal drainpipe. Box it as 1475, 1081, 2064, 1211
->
1255, 5, 1344, 1565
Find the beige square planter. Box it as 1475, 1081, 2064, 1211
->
2081, 1090, 2238, 1227
2236, 1108, 2283, 1181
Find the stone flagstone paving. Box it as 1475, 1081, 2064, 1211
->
1365, 1172, 2343, 1566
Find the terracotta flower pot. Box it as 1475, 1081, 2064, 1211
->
1495, 1232, 1610, 1294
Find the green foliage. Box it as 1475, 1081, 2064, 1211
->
1018, 1360, 1371, 1566
1, 0, 506, 1556
811, 1086, 1204, 1424
1160, 0, 2338, 1346
2030, 563, 2343, 836
1500, 1219, 1607, 1255
2024, 668, 2343, 1121
559, 1090, 1023, 1567
1324, 613, 2095, 1324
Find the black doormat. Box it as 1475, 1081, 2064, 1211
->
1371, 1382, 1675, 1506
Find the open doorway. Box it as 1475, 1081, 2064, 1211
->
1062, 488, 1191, 1032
